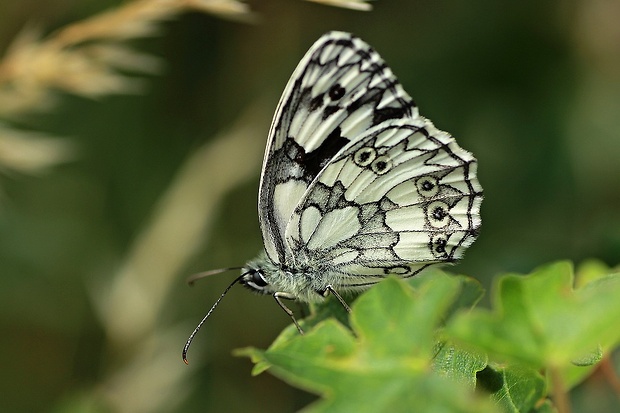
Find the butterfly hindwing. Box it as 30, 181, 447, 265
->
284, 118, 482, 288
258, 31, 417, 265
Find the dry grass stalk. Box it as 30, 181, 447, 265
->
95, 101, 269, 413
0, 0, 249, 174
0, 0, 250, 116
307, 0, 373, 11
0, 122, 75, 174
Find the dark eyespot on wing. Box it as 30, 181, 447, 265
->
329, 84, 345, 100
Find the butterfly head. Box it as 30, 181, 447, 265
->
240, 267, 270, 293
240, 251, 322, 301
239, 253, 281, 295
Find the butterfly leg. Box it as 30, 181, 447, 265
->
273, 292, 304, 335
323, 285, 352, 313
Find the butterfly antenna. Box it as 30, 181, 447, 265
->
186, 267, 243, 286
182, 272, 246, 365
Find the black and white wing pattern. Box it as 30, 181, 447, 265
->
284, 118, 482, 290
184, 32, 482, 363
259, 31, 418, 266
183, 33, 480, 361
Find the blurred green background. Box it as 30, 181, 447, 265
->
1, 0, 619, 412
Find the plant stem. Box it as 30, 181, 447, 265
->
549, 365, 571, 413
599, 355, 620, 398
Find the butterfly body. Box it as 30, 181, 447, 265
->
238, 32, 482, 305
242, 252, 330, 303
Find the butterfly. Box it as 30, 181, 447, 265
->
183, 31, 482, 363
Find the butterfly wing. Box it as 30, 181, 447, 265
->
258, 31, 417, 265
284, 118, 482, 289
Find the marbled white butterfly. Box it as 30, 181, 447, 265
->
183, 31, 482, 363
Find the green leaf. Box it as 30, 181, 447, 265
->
239, 276, 497, 413
409, 269, 485, 312
433, 341, 487, 389
570, 346, 602, 367
575, 272, 620, 349
351, 276, 456, 361
476, 364, 546, 413
447, 261, 620, 370
237, 261, 620, 412
574, 259, 613, 288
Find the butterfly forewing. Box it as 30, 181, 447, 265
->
258, 31, 418, 265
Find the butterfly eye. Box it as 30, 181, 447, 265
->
371, 155, 392, 175
354, 147, 376, 166
250, 271, 269, 287
241, 269, 270, 291
416, 176, 439, 198
328, 84, 345, 100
